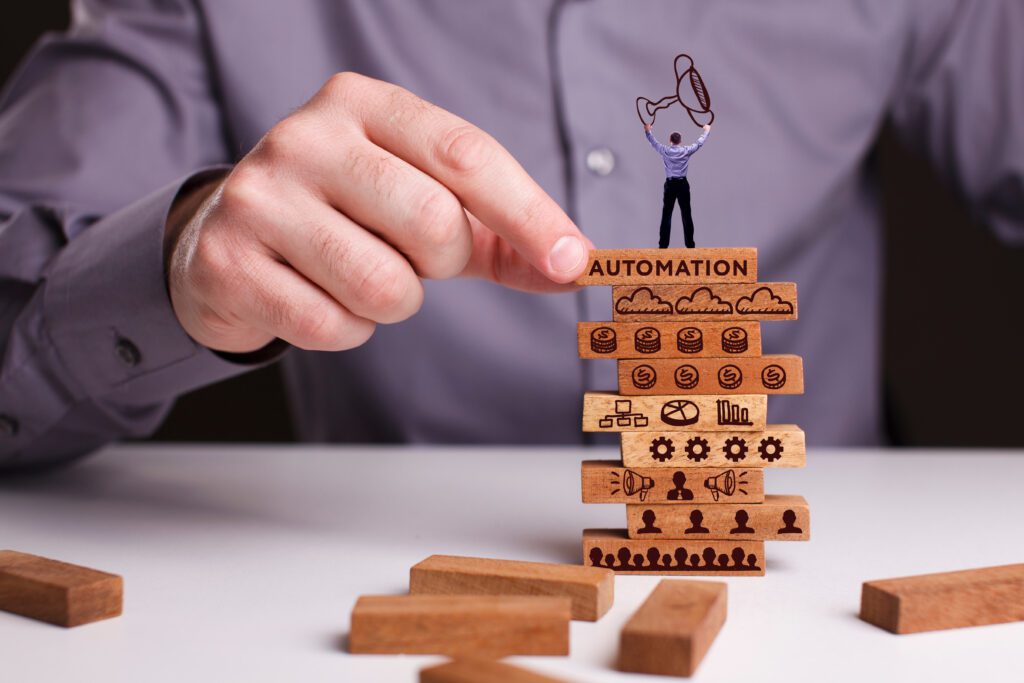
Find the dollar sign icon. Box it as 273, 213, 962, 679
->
674, 364, 700, 389
718, 364, 743, 389
632, 364, 657, 389
761, 364, 787, 389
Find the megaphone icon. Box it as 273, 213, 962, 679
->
614, 469, 656, 502
704, 470, 748, 501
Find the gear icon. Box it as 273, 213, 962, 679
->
649, 436, 675, 462
758, 436, 784, 462
722, 436, 748, 462
684, 436, 710, 462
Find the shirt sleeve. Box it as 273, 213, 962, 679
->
683, 129, 709, 155
645, 129, 668, 155
0, 0, 279, 471
889, 0, 1024, 244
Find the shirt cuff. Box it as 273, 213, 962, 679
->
42, 167, 287, 407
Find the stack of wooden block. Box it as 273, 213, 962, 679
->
576, 248, 809, 576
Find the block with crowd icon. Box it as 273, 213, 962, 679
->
576, 248, 809, 576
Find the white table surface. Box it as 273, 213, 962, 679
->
1, 444, 1022, 682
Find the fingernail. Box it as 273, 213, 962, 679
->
549, 235, 587, 275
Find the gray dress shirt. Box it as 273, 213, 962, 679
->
1, 0, 1022, 469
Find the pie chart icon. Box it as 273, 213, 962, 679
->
660, 399, 699, 426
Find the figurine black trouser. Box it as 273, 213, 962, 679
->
660, 176, 695, 249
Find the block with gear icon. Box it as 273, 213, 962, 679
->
575, 248, 809, 575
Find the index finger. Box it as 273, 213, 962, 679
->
330, 74, 589, 283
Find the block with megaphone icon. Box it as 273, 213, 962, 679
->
703, 470, 749, 502
611, 468, 656, 502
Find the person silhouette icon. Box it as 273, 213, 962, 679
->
731, 547, 746, 568
778, 509, 803, 534
684, 509, 709, 534
637, 509, 662, 534
667, 471, 694, 500
633, 553, 645, 569
730, 509, 755, 534
674, 547, 688, 568
617, 547, 632, 568
646, 547, 662, 569
588, 547, 604, 567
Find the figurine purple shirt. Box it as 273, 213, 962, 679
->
646, 129, 709, 178
0, 0, 1022, 469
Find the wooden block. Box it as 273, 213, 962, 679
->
578, 321, 762, 359
622, 426, 806, 468
860, 564, 1024, 634
618, 579, 727, 677
349, 595, 570, 656
582, 392, 766, 433
583, 530, 764, 576
626, 495, 810, 540
619, 354, 803, 396
611, 283, 798, 321
0, 550, 123, 627
576, 248, 757, 285
421, 659, 575, 683
582, 461, 764, 505
409, 554, 613, 621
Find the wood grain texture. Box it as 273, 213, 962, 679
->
420, 659, 575, 683
582, 460, 764, 505
625, 495, 810, 540
583, 530, 765, 576
611, 283, 798, 321
582, 392, 767, 433
0, 550, 123, 627
619, 355, 804, 396
409, 554, 613, 621
576, 248, 757, 285
860, 564, 1024, 634
617, 579, 727, 677
621, 425, 806, 468
578, 321, 762, 359
349, 595, 570, 656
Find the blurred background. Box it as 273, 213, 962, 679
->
3, 4, 1021, 448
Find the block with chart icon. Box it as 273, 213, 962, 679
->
575, 248, 809, 576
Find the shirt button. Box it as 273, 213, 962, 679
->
0, 414, 18, 438
585, 147, 616, 176
114, 337, 142, 367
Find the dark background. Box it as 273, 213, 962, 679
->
3, 5, 1022, 447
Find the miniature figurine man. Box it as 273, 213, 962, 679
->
644, 122, 711, 248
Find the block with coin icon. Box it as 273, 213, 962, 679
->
574, 249, 808, 576
617, 355, 804, 396
577, 321, 761, 359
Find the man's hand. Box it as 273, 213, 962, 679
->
166, 73, 591, 354
703, 124, 711, 133
644, 124, 652, 132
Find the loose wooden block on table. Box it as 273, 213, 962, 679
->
583, 530, 764, 576
409, 554, 613, 621
582, 392, 767, 433
618, 579, 727, 677
621, 425, 806, 468
626, 495, 810, 541
575, 248, 757, 285
421, 659, 575, 683
349, 595, 570, 656
582, 460, 764, 505
611, 282, 798, 322
0, 550, 123, 627
860, 564, 1024, 634
619, 354, 804, 396
578, 321, 762, 359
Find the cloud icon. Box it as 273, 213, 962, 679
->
736, 287, 794, 315
616, 287, 673, 314
675, 287, 733, 314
